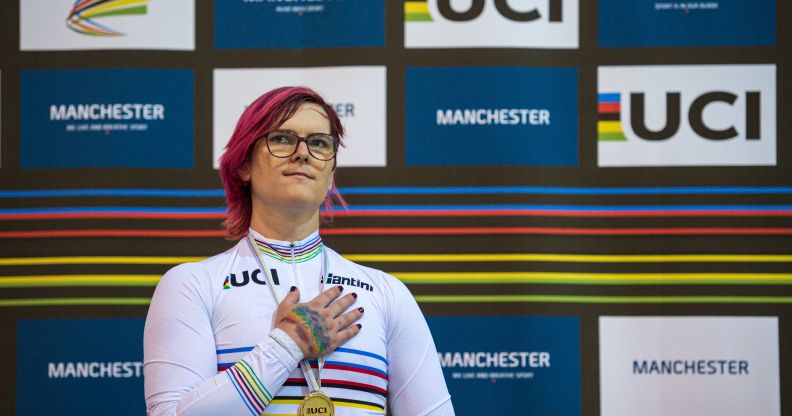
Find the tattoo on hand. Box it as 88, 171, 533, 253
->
285, 305, 332, 354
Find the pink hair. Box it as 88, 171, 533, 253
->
219, 86, 346, 240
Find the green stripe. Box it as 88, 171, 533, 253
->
3, 295, 792, 307
0, 297, 151, 307
598, 132, 627, 141
414, 295, 792, 304
236, 360, 272, 402
406, 13, 433, 21
90, 6, 148, 18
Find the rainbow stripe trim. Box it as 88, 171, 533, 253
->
253, 233, 323, 263
227, 360, 272, 415
66, 0, 150, 37
598, 93, 627, 141
405, 0, 432, 22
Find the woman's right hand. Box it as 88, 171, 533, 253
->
275, 285, 363, 359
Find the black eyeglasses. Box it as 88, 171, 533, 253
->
262, 130, 338, 161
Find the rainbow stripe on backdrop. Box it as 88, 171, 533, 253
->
4, 204, 792, 220
66, 0, 149, 36
598, 92, 627, 141
405, 0, 433, 22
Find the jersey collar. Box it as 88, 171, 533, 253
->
247, 228, 324, 263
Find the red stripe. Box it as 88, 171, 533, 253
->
2, 228, 792, 238
324, 209, 792, 218
321, 227, 792, 236
323, 363, 388, 380
323, 378, 388, 395
598, 102, 620, 113
0, 230, 224, 238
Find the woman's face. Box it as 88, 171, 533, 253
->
240, 102, 335, 214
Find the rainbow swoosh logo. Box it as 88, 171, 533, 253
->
598, 93, 627, 141
66, 0, 150, 37
405, 0, 433, 22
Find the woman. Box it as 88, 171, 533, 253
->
144, 86, 454, 415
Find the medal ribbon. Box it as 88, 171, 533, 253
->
246, 235, 326, 395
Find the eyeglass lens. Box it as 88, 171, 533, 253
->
265, 131, 336, 161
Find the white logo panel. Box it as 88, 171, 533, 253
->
599, 316, 780, 416
20, 0, 194, 51
598, 65, 776, 166
406, 0, 578, 48
213, 67, 387, 168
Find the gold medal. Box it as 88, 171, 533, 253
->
298, 391, 335, 416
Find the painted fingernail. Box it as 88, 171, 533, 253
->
357, 323, 362, 329
351, 292, 358, 299
358, 307, 364, 313
290, 286, 297, 292
337, 285, 344, 292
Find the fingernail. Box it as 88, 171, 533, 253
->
337, 285, 344, 292
357, 323, 362, 329
358, 307, 364, 313
290, 286, 297, 292
351, 292, 358, 299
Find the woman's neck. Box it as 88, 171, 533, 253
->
248, 204, 319, 242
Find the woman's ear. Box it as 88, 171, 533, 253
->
238, 163, 251, 182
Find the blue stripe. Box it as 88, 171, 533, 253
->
217, 346, 255, 354
325, 360, 388, 377
3, 187, 792, 198
598, 93, 621, 102
4, 204, 792, 216
339, 187, 792, 196
226, 371, 258, 416
335, 347, 388, 365
217, 362, 235, 368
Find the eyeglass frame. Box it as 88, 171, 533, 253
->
260, 130, 340, 163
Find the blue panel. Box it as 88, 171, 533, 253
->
16, 319, 146, 415
600, 0, 776, 47
215, 0, 384, 49
20, 69, 194, 169
427, 316, 581, 416
406, 67, 579, 166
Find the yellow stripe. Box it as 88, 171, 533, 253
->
344, 254, 792, 263
392, 272, 792, 284
82, 0, 147, 17
268, 399, 383, 412
405, 1, 430, 13
0, 275, 159, 287
597, 121, 623, 133
0, 256, 205, 266
2, 254, 792, 266
334, 400, 385, 411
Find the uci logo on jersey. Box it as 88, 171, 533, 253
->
222, 269, 281, 290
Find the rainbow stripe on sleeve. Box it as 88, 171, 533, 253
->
227, 360, 272, 415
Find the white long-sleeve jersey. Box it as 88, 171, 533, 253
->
144, 229, 454, 415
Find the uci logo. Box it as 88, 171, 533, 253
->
223, 269, 280, 289
629, 91, 761, 141
438, 0, 562, 22
305, 408, 328, 414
